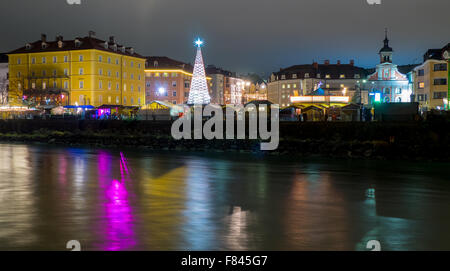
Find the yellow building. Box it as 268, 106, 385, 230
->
413, 44, 449, 111
7, 33, 146, 107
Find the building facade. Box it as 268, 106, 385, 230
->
413, 44, 449, 111
365, 32, 413, 104
7, 33, 145, 107
268, 60, 368, 107
0, 54, 8, 105
145, 57, 195, 105
206, 65, 245, 105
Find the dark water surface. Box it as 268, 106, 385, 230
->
0, 143, 449, 251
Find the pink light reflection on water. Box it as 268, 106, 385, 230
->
98, 151, 137, 251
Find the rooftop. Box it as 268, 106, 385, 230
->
8, 32, 145, 59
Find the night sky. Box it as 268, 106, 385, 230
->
1, 0, 449, 76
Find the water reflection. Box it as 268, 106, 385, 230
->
97, 151, 136, 251
0, 143, 450, 250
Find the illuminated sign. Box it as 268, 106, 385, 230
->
290, 96, 350, 103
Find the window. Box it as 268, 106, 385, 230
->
116, 71, 119, 78
79, 55, 83, 61
395, 88, 402, 94
99, 69, 103, 75
138, 86, 141, 92
79, 81, 84, 89
138, 98, 141, 104
79, 95, 84, 104
138, 63, 141, 69
99, 55, 103, 62
130, 61, 134, 67
287, 84, 291, 88
108, 96, 112, 103
304, 73, 310, 78
138, 75, 141, 80
184, 82, 190, 88
64, 69, 68, 76
99, 80, 103, 89
116, 96, 120, 104
326, 74, 331, 79
53, 56, 57, 63
98, 95, 103, 104
42, 70, 46, 76
123, 72, 127, 79
418, 69, 424, 76
433, 92, 447, 99
116, 83, 119, 90
131, 74, 134, 79
42, 82, 46, 89
64, 56, 68, 63
173, 91, 177, 97
131, 98, 134, 104
146, 82, 151, 87
355, 74, 361, 79
326, 84, 330, 88
108, 57, 111, 64
282, 84, 286, 89
340, 74, 345, 79
17, 58, 21, 64
79, 68, 84, 75
417, 94, 424, 101
53, 70, 57, 76
293, 84, 297, 88
155, 73, 160, 77
31, 58, 36, 64
123, 97, 127, 105
292, 74, 297, 79
64, 81, 68, 89
185, 92, 189, 98
131, 85, 134, 92
17, 71, 21, 78
116, 59, 119, 65
108, 81, 111, 90
317, 74, 321, 78
434, 78, 447, 85
171, 73, 178, 77
418, 82, 425, 89
108, 70, 111, 77
163, 73, 169, 77
124, 84, 127, 91
42, 57, 46, 64
434, 64, 447, 71
173, 101, 176, 105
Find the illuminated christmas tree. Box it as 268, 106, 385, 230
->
187, 38, 211, 105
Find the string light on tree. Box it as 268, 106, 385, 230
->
187, 38, 211, 105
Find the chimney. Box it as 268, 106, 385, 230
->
88, 31, 96, 38
313, 62, 318, 69
109, 36, 115, 44
324, 60, 330, 65
41, 34, 47, 42
337, 60, 341, 65
350, 60, 355, 66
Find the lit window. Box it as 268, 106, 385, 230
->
419, 82, 425, 89
282, 84, 286, 89
340, 74, 345, 78
155, 73, 160, 77
116, 96, 119, 104
326, 74, 331, 79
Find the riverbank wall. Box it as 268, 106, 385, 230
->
0, 120, 448, 161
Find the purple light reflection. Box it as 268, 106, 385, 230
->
98, 151, 137, 251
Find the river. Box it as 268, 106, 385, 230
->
0, 143, 449, 251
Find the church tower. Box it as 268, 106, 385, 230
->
379, 29, 393, 63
